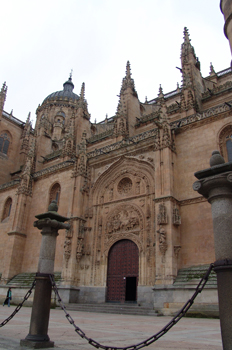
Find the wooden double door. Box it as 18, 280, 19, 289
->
106, 239, 139, 303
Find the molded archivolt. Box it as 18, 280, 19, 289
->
103, 202, 145, 255
92, 156, 155, 204
104, 233, 143, 257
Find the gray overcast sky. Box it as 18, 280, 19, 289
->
0, 0, 231, 125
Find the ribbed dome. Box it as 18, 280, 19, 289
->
42, 76, 79, 104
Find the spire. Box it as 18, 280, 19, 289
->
181, 27, 196, 63
120, 61, 137, 95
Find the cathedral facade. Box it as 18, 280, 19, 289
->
0, 26, 232, 313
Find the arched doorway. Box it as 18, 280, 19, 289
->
106, 239, 139, 303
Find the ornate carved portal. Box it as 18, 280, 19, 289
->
106, 239, 139, 303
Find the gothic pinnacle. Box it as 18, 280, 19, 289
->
1, 81, 7, 93
80, 82, 85, 100
210, 62, 216, 75
126, 61, 131, 78
158, 84, 164, 98
183, 27, 191, 43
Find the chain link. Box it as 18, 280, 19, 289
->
50, 263, 214, 350
0, 280, 36, 328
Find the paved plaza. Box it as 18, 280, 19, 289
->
0, 306, 222, 350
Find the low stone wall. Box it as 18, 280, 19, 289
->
153, 284, 219, 317
0, 286, 56, 307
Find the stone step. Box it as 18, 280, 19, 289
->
60, 303, 158, 317
6, 272, 62, 287
174, 264, 217, 287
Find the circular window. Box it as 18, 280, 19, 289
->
118, 177, 132, 195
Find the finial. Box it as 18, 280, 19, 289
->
48, 200, 58, 212
27, 112, 31, 122
69, 69, 73, 81
209, 62, 215, 75
210, 150, 225, 167
183, 27, 190, 43
1, 81, 7, 92
145, 96, 148, 103
10, 109, 13, 116
158, 84, 164, 98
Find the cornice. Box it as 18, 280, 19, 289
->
171, 100, 232, 134
32, 161, 73, 180
0, 179, 20, 192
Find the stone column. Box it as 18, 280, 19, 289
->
20, 200, 70, 349
193, 151, 232, 350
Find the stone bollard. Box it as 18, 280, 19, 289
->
20, 200, 70, 349
193, 151, 232, 350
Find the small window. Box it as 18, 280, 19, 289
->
0, 132, 10, 155
49, 183, 61, 207
2, 197, 12, 222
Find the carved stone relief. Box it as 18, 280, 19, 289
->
105, 205, 142, 235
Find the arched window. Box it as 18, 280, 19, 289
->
219, 125, 232, 162
49, 183, 61, 207
2, 197, 12, 222
0, 132, 10, 155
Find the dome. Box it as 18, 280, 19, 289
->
42, 76, 79, 104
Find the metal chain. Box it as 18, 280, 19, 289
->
0, 279, 36, 328
50, 263, 214, 350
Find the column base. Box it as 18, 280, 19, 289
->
20, 339, 54, 348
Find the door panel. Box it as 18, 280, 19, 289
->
107, 239, 139, 302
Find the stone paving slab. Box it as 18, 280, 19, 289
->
0, 306, 222, 350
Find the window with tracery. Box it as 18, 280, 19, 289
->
2, 197, 12, 222
0, 132, 10, 155
49, 183, 61, 207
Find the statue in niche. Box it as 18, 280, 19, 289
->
109, 187, 114, 201
135, 181, 140, 195
157, 203, 168, 225
118, 177, 132, 195
157, 225, 168, 262
173, 208, 181, 225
